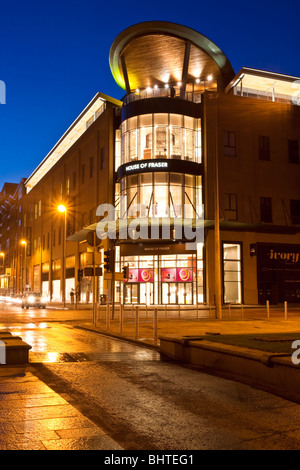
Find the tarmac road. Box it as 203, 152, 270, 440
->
2, 306, 300, 450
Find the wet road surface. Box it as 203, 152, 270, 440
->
2, 312, 300, 449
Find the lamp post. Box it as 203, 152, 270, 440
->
0, 252, 4, 292
58, 204, 67, 307
20, 240, 27, 293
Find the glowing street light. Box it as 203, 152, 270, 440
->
0, 252, 4, 269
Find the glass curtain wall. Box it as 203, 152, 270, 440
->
120, 114, 201, 167
119, 173, 202, 220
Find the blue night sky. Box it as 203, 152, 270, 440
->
0, 0, 299, 190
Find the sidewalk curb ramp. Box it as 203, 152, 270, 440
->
0, 331, 32, 365
159, 334, 300, 404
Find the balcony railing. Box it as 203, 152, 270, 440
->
123, 86, 202, 105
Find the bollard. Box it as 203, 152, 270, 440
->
106, 304, 110, 330
154, 307, 158, 343
178, 304, 181, 319
284, 301, 287, 320
241, 304, 244, 319
266, 300, 270, 319
135, 305, 139, 340
120, 304, 124, 334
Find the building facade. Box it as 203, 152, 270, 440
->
1, 21, 300, 307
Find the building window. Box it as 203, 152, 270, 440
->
224, 194, 237, 220
100, 147, 105, 170
81, 164, 85, 184
66, 177, 70, 195
223, 243, 242, 304
73, 171, 77, 190
260, 197, 272, 223
288, 140, 299, 164
223, 131, 236, 156
290, 199, 300, 225
258, 135, 270, 161
90, 156, 94, 178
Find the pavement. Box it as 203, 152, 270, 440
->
0, 302, 300, 450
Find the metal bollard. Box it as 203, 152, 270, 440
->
154, 307, 158, 343
135, 305, 139, 340
284, 301, 287, 320
106, 304, 110, 330
120, 304, 124, 334
266, 300, 270, 319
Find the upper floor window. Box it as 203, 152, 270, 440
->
90, 156, 94, 178
223, 131, 236, 157
121, 114, 201, 165
288, 139, 299, 164
258, 135, 270, 161
100, 147, 105, 170
290, 199, 300, 225
260, 197, 272, 223
81, 164, 85, 185
224, 193, 237, 220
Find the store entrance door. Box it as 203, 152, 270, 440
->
162, 283, 177, 304
177, 283, 193, 304
140, 283, 154, 305
125, 284, 138, 304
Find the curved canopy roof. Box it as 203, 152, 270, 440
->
109, 21, 235, 92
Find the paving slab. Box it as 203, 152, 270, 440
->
0, 365, 123, 450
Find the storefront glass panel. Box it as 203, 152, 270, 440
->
223, 243, 242, 303
121, 114, 201, 164
121, 253, 201, 305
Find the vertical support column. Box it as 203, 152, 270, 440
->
284, 301, 287, 320
135, 305, 139, 340
180, 42, 191, 99
154, 307, 158, 343
214, 104, 222, 319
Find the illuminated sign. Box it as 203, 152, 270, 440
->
125, 161, 168, 172
117, 159, 202, 180
161, 267, 193, 282
128, 268, 154, 282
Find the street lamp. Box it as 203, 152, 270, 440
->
20, 240, 27, 293
58, 204, 67, 307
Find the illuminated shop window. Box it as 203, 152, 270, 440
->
223, 243, 242, 304
121, 252, 203, 305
